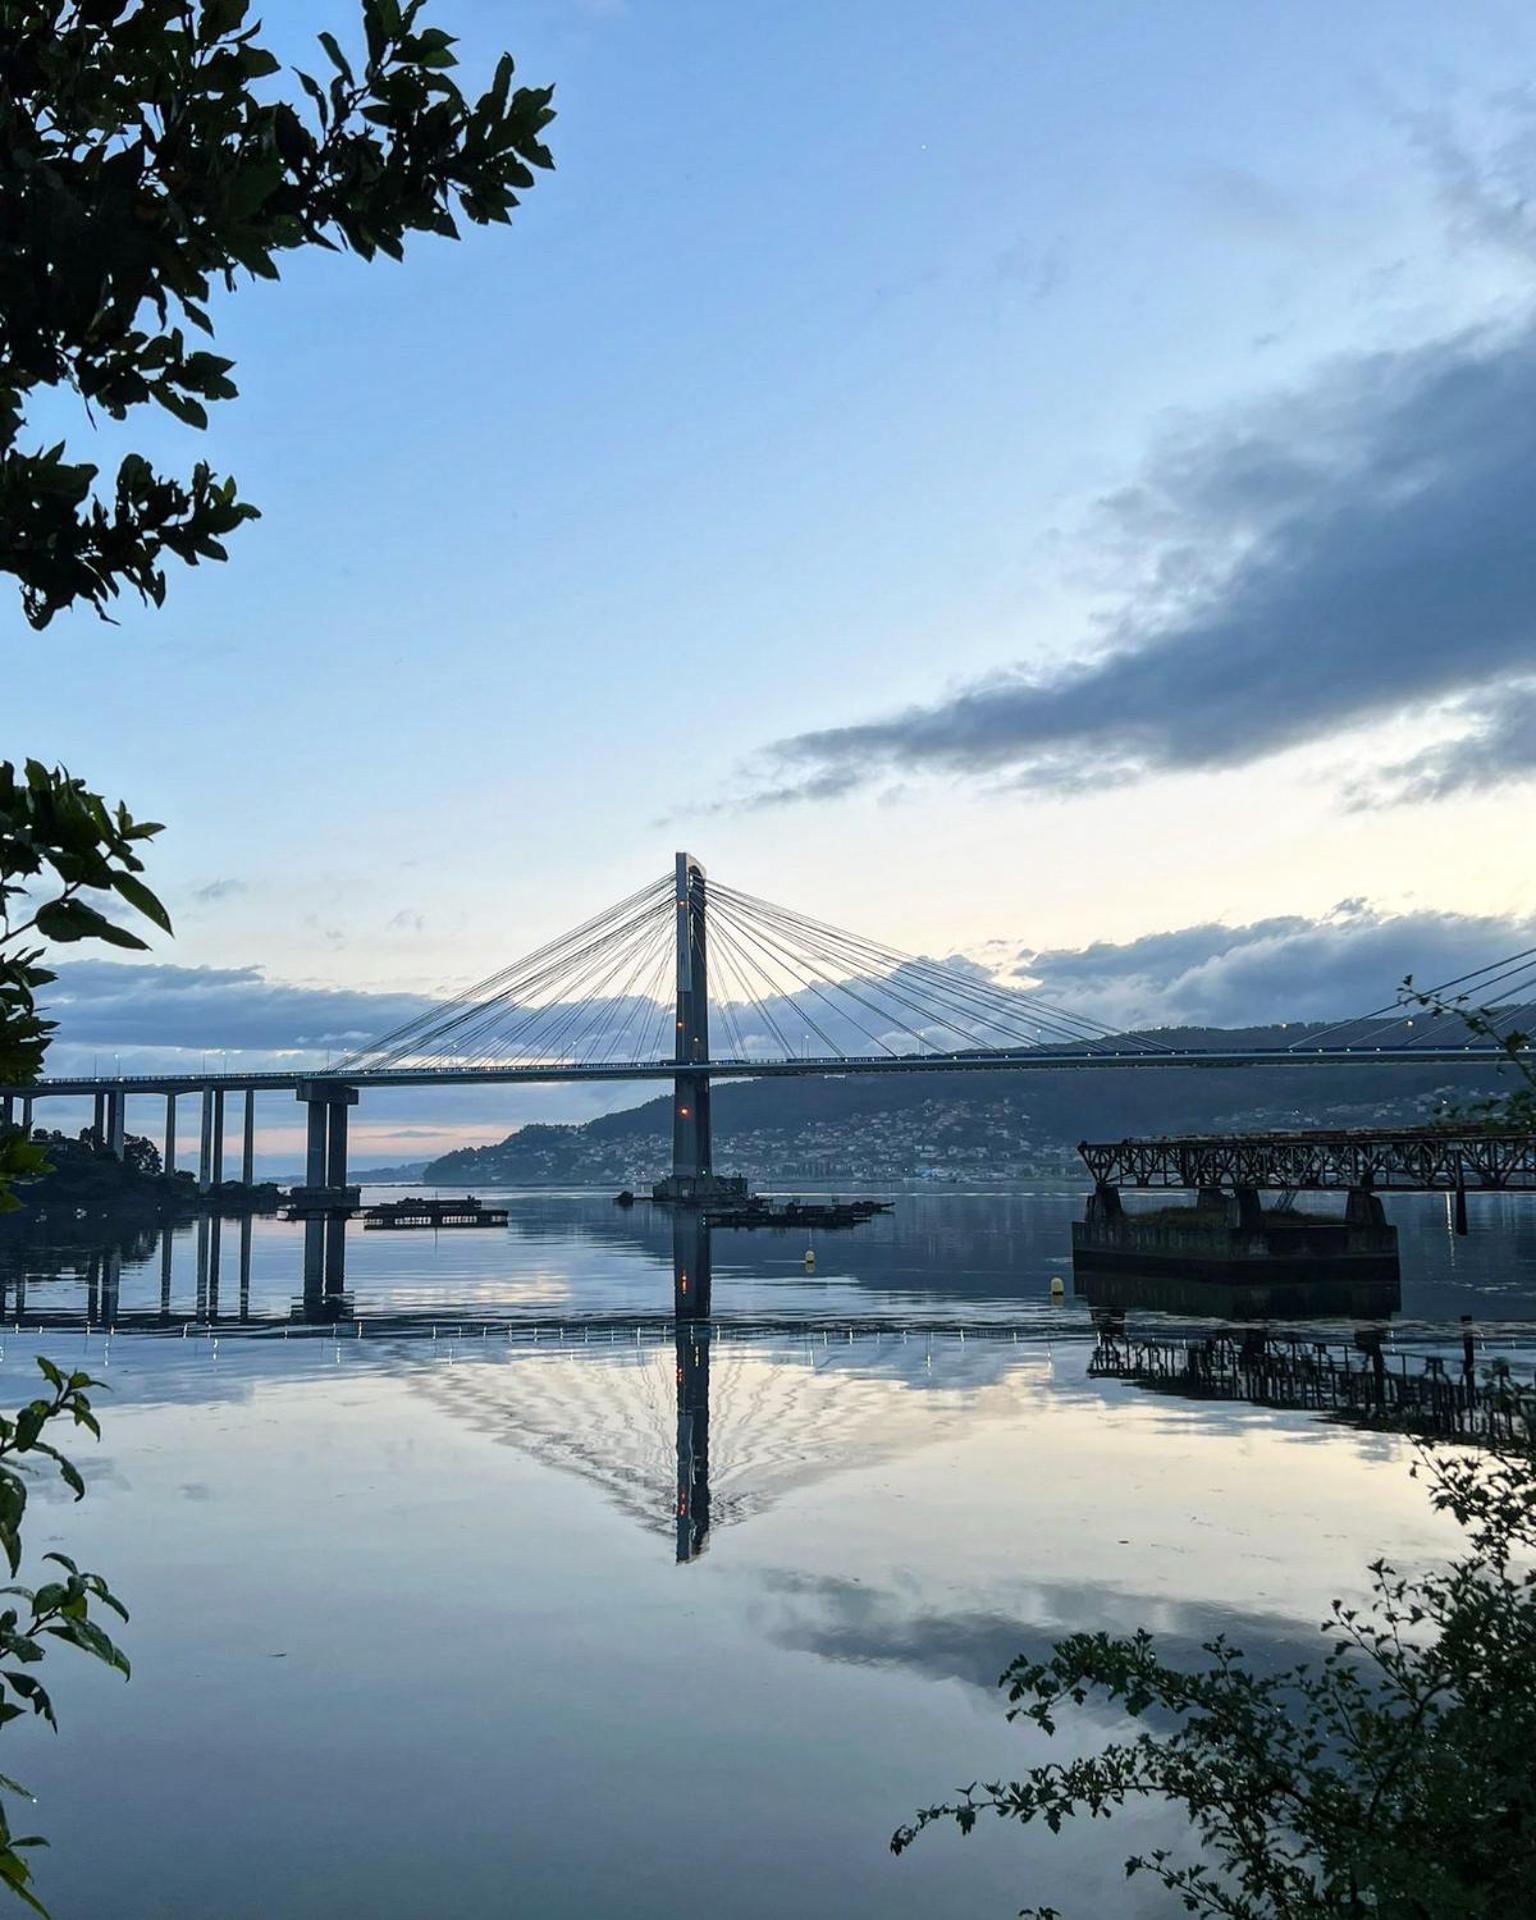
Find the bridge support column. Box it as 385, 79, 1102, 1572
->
304, 1098, 326, 1189
325, 1097, 349, 1191
198, 1089, 214, 1192
164, 1093, 176, 1175
92, 1090, 105, 1145
1231, 1185, 1264, 1232
19, 1097, 30, 1135
107, 1090, 125, 1161
242, 1090, 256, 1186
1, 1095, 11, 1130
294, 1082, 360, 1211
1086, 1182, 1124, 1227
1345, 1186, 1387, 1230
211, 1089, 225, 1186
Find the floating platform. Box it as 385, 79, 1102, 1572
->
362, 1195, 508, 1231
704, 1198, 893, 1231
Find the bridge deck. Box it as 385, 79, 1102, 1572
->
3, 1044, 1516, 1100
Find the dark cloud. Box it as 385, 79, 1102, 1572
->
1020, 904, 1536, 1029
32, 961, 654, 1140
1353, 678, 1536, 805
752, 317, 1536, 803
42, 959, 429, 1056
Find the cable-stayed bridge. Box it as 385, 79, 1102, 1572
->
3, 851, 1532, 1196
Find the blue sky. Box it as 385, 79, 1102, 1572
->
11, 0, 1536, 1162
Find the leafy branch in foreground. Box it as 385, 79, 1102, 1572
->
0, 1359, 127, 1916
893, 1441, 1536, 1918
1, 0, 554, 627
1, 760, 171, 1210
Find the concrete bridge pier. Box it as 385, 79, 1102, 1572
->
164, 1093, 177, 1175
211, 1090, 225, 1185
1345, 1187, 1387, 1229
1, 1094, 11, 1130
107, 1090, 124, 1161
92, 1090, 105, 1145
19, 1097, 30, 1135
242, 1090, 256, 1186
1086, 1182, 1124, 1228
293, 1082, 360, 1211
198, 1090, 215, 1192
1230, 1186, 1264, 1231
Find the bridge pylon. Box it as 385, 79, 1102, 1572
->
672, 851, 711, 1184
655, 852, 748, 1206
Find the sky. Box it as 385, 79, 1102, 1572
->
11, 0, 1536, 1165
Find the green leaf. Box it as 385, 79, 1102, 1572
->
152, 388, 210, 431
109, 872, 173, 936
317, 31, 354, 84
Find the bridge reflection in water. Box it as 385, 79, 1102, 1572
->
0, 1208, 729, 1564
2, 1203, 1530, 1556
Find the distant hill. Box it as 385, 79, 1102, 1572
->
420, 1023, 1511, 1187
270, 1160, 429, 1185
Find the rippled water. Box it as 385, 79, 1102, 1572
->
0, 1189, 1528, 1918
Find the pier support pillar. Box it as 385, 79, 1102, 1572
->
211, 1090, 225, 1186
198, 1089, 214, 1193
164, 1093, 177, 1174
1086, 1182, 1124, 1227
294, 1082, 360, 1207
1345, 1186, 1387, 1229
107, 1090, 125, 1161
92, 1090, 105, 1145
242, 1090, 256, 1186
1232, 1186, 1264, 1232
304, 1098, 326, 1189
19, 1096, 30, 1136
1, 1095, 11, 1130
325, 1098, 349, 1192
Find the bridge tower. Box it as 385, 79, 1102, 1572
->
655, 852, 749, 1205
672, 852, 712, 1186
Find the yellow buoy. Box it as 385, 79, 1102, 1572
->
804, 1248, 816, 1271
1049, 1275, 1065, 1298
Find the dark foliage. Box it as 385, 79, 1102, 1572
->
895, 1442, 1536, 1918
0, 0, 553, 626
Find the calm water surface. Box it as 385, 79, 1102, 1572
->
0, 1188, 1530, 1918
